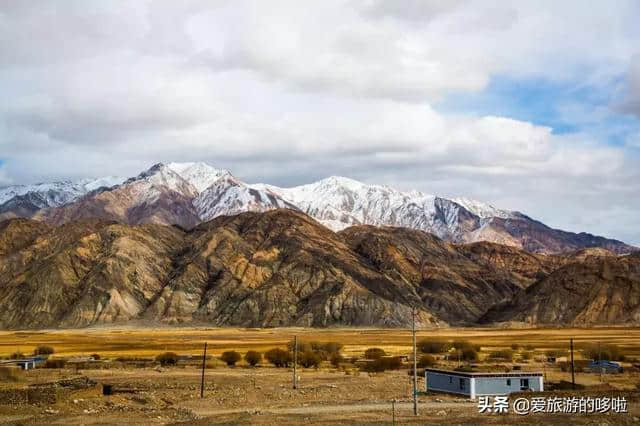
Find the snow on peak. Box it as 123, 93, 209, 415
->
452, 197, 514, 219
167, 162, 232, 193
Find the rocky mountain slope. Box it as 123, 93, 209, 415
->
0, 162, 635, 254
0, 209, 572, 329
481, 251, 640, 325
1, 210, 638, 329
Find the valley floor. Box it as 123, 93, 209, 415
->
0, 327, 639, 424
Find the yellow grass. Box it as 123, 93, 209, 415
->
1, 326, 639, 359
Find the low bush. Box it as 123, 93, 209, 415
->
417, 354, 436, 368
244, 351, 262, 367
156, 352, 179, 366
360, 356, 402, 372
581, 344, 625, 361
9, 352, 25, 360
330, 353, 346, 368
220, 351, 242, 366
418, 340, 451, 354
298, 351, 321, 368
364, 348, 386, 360
91, 353, 101, 360
265, 348, 292, 368
33, 345, 55, 356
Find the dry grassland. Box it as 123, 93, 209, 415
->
0, 326, 639, 359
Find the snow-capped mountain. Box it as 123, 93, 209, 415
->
259, 176, 503, 241
194, 175, 296, 221
167, 162, 231, 193
1, 161, 636, 254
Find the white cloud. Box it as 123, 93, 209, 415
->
0, 1, 639, 245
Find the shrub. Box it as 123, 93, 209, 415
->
44, 359, 66, 369
417, 354, 436, 368
511, 344, 520, 350
488, 349, 514, 361
524, 344, 535, 351
330, 353, 345, 368
9, 352, 25, 360
521, 351, 532, 360
450, 348, 478, 361
298, 351, 321, 368
220, 351, 242, 366
156, 352, 179, 366
581, 344, 625, 361
360, 356, 403, 373
364, 348, 386, 360
453, 340, 481, 352
288, 341, 343, 356
265, 348, 292, 368
33, 345, 54, 356
418, 340, 451, 354
90, 353, 101, 360
244, 351, 262, 367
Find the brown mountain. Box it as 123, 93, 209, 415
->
32, 164, 201, 229
469, 214, 635, 255
480, 252, 640, 325
0, 209, 637, 330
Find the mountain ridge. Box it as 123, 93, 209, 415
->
0, 161, 635, 255
2, 209, 638, 329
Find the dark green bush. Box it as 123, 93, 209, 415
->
418, 340, 451, 354
581, 344, 625, 361
220, 351, 242, 366
265, 348, 292, 368
298, 351, 321, 368
34, 346, 54, 355
156, 352, 179, 366
360, 356, 402, 372
364, 348, 386, 360
244, 351, 262, 367
330, 353, 345, 367
417, 354, 436, 368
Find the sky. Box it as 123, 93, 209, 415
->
1, 0, 639, 245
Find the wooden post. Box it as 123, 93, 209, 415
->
392, 399, 396, 425
293, 336, 298, 389
200, 342, 207, 398
570, 338, 575, 390
412, 308, 418, 416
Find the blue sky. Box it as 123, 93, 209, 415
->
438, 75, 640, 146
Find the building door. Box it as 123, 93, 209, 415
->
520, 378, 529, 390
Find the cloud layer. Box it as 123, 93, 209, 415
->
1, 0, 639, 244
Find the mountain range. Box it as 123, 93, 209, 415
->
0, 162, 635, 255
1, 209, 638, 329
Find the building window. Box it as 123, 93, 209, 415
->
449, 377, 453, 384
459, 378, 465, 390
520, 378, 529, 389
506, 379, 511, 386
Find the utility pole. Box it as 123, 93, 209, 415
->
570, 338, 575, 390
412, 307, 418, 416
293, 335, 298, 389
392, 399, 396, 425
200, 342, 207, 398
598, 341, 603, 382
